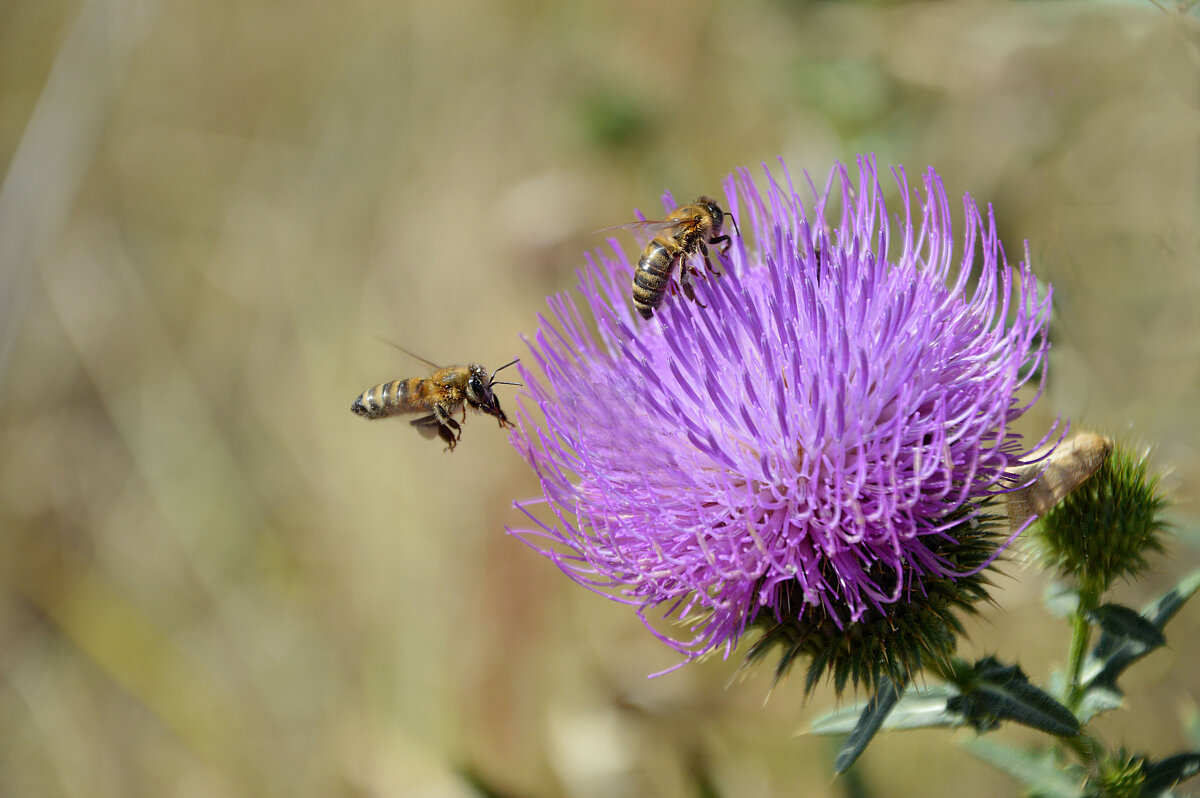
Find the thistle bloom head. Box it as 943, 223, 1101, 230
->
509, 157, 1056, 690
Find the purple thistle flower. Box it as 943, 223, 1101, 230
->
509, 156, 1056, 686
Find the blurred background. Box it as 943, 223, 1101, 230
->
2, 0, 1199, 796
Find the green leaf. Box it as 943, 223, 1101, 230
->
1089, 604, 1167, 651
1144, 569, 1200, 628
833, 676, 906, 774
811, 684, 961, 735
947, 657, 1081, 737
1074, 684, 1124, 725
810, 704, 868, 736
1043, 582, 1080, 619
1047, 669, 1124, 724
1085, 569, 1200, 690
873, 686, 963, 730
1140, 751, 1200, 796
958, 737, 1086, 798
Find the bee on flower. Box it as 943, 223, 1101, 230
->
507, 157, 1057, 692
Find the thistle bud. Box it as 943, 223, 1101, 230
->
1029, 441, 1168, 595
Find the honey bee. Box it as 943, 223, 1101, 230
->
603, 196, 739, 319
351, 346, 521, 451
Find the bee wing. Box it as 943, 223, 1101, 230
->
374, 337, 443, 370
592, 218, 695, 236
410, 415, 441, 439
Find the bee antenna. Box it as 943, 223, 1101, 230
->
488, 358, 521, 385
489, 380, 523, 388
727, 211, 741, 237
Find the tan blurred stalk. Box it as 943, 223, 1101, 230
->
0, 0, 162, 381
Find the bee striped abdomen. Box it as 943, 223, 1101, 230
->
623, 195, 734, 320
633, 240, 678, 319
351, 378, 415, 419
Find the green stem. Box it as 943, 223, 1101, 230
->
1064, 608, 1091, 711
1061, 584, 1107, 773
1065, 581, 1102, 711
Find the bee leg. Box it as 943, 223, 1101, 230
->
679, 263, 707, 308
698, 243, 721, 277
438, 417, 462, 451
432, 403, 463, 451
710, 234, 731, 255
491, 397, 513, 429
433, 403, 461, 431
436, 422, 459, 451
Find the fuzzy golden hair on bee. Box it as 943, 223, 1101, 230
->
599, 196, 740, 320
351, 344, 520, 451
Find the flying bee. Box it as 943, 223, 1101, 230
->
600, 195, 740, 319
351, 346, 521, 451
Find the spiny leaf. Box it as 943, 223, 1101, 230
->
947, 657, 1080, 737
1085, 569, 1200, 690
958, 737, 1086, 798
1144, 569, 1200, 628
1089, 604, 1166, 652
1140, 751, 1200, 796
1043, 582, 1080, 619
833, 676, 906, 774
1046, 669, 1123, 725
1073, 684, 1124, 725
811, 684, 959, 735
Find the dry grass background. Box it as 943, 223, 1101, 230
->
1, 1, 1199, 796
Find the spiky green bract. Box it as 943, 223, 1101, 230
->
1096, 749, 1146, 798
743, 507, 1003, 696
1032, 443, 1169, 595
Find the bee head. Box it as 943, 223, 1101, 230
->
465, 364, 493, 407
694, 195, 738, 238
694, 195, 724, 232
466, 359, 521, 427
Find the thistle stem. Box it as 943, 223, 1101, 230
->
1065, 583, 1099, 711
1064, 609, 1091, 710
